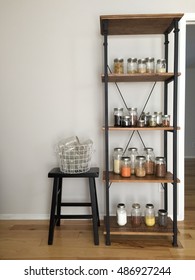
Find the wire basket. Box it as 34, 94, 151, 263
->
56, 138, 93, 174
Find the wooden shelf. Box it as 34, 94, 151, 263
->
100, 13, 184, 35
103, 171, 180, 183
101, 73, 181, 83
104, 216, 174, 236
102, 126, 180, 131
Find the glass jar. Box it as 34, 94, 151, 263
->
127, 58, 138, 74
145, 203, 155, 226
114, 58, 124, 74
121, 115, 130, 127
135, 155, 146, 177
116, 203, 127, 226
156, 59, 166, 73
143, 147, 155, 175
137, 119, 145, 127
127, 147, 139, 175
128, 107, 138, 127
146, 57, 155, 73
149, 114, 157, 127
158, 209, 168, 227
140, 112, 151, 127
154, 111, 162, 126
155, 156, 166, 177
113, 147, 123, 174
162, 114, 170, 127
131, 203, 142, 226
120, 156, 131, 177
138, 58, 147, 73
114, 108, 123, 127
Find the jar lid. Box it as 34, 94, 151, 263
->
146, 203, 154, 209
154, 111, 162, 115
117, 203, 125, 208
155, 156, 165, 162
132, 203, 140, 209
122, 115, 130, 120
162, 114, 170, 118
157, 59, 166, 63
144, 147, 153, 151
114, 107, 123, 111
127, 58, 137, 62
158, 209, 168, 215
138, 58, 146, 63
128, 107, 137, 111
121, 156, 130, 162
114, 147, 123, 152
128, 147, 138, 152
136, 155, 146, 161
145, 57, 155, 62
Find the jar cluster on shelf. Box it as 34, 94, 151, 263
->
113, 147, 167, 178
114, 108, 171, 127
116, 203, 168, 227
113, 57, 166, 74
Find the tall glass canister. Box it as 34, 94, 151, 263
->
113, 147, 123, 174
127, 147, 138, 175
143, 147, 155, 175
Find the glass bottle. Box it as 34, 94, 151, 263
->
120, 156, 131, 177
140, 111, 151, 127
143, 147, 155, 175
146, 57, 155, 73
127, 58, 138, 74
138, 58, 146, 73
114, 108, 123, 127
113, 147, 123, 174
145, 203, 155, 226
156, 59, 166, 73
128, 107, 138, 127
149, 114, 157, 127
121, 115, 130, 127
131, 203, 142, 226
135, 155, 146, 177
162, 114, 170, 127
154, 111, 162, 126
127, 147, 138, 175
116, 203, 127, 226
158, 209, 168, 227
114, 58, 124, 74
155, 157, 166, 177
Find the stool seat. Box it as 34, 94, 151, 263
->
48, 167, 100, 245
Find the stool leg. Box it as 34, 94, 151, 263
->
93, 177, 100, 226
48, 177, 58, 245
89, 177, 99, 245
56, 177, 62, 226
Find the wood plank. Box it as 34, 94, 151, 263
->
102, 126, 180, 131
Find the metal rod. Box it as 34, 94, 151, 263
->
139, 82, 157, 119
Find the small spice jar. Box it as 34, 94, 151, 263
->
149, 114, 157, 127
127, 58, 138, 74
158, 209, 168, 227
143, 147, 155, 175
113, 147, 123, 174
120, 156, 131, 177
138, 58, 147, 73
137, 119, 145, 127
145, 203, 155, 226
131, 203, 142, 226
140, 112, 151, 126
146, 57, 155, 73
154, 111, 162, 126
114, 108, 123, 127
135, 155, 146, 177
162, 114, 170, 127
155, 156, 166, 177
128, 107, 138, 127
116, 203, 127, 226
127, 147, 139, 175
121, 115, 130, 127
114, 58, 124, 74
156, 59, 166, 73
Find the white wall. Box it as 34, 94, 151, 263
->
1, 0, 195, 220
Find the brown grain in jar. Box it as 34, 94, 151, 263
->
155, 157, 166, 177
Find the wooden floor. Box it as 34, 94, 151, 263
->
0, 159, 195, 260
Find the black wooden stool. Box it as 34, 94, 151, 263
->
48, 167, 100, 245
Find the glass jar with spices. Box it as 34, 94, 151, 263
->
120, 156, 131, 177
155, 156, 166, 177
113, 147, 123, 174
154, 111, 162, 126
135, 155, 146, 177
156, 59, 166, 73
113, 58, 124, 74
145, 203, 155, 226
138, 58, 147, 73
162, 114, 170, 127
116, 203, 127, 226
131, 203, 142, 226
158, 209, 168, 227
127, 58, 138, 74
114, 108, 123, 126
146, 57, 155, 73
149, 114, 157, 127
140, 112, 151, 127
121, 115, 130, 127
128, 107, 138, 127
143, 147, 155, 175
127, 147, 138, 175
